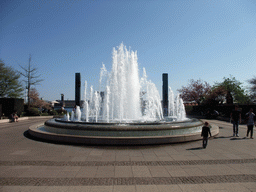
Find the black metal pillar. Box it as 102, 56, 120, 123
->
75, 73, 81, 106
162, 73, 168, 116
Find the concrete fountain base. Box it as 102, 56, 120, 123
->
28, 118, 219, 145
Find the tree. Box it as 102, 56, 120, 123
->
204, 86, 226, 105
178, 79, 211, 105
0, 59, 23, 98
19, 55, 43, 107
248, 76, 256, 101
29, 88, 51, 110
214, 76, 249, 104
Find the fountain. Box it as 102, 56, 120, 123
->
29, 44, 219, 145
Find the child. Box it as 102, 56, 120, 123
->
201, 122, 211, 148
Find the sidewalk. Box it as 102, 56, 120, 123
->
0, 117, 255, 192
0, 116, 54, 124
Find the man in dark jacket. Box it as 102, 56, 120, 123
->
201, 121, 211, 148
230, 105, 241, 137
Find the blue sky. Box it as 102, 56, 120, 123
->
1, 0, 256, 101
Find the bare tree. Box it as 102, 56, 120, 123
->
248, 76, 256, 102
19, 55, 43, 107
248, 76, 256, 96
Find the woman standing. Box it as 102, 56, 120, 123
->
245, 108, 255, 139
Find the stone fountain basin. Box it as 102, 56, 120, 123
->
28, 118, 219, 145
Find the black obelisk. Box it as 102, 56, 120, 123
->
75, 73, 81, 106
162, 73, 168, 116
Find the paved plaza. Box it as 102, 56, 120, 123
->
0, 117, 255, 192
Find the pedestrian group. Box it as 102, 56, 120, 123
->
201, 106, 255, 149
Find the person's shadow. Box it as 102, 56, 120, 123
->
230, 137, 248, 140
213, 136, 232, 139
186, 147, 203, 150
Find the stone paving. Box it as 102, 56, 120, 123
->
0, 117, 255, 191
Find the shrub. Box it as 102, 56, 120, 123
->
185, 105, 193, 115
20, 112, 27, 117
56, 109, 67, 115
27, 107, 40, 116
41, 113, 49, 116
49, 110, 58, 115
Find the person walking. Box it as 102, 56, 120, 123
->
201, 122, 212, 148
245, 108, 255, 139
230, 105, 241, 137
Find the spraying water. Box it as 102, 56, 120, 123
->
69, 43, 186, 123
168, 87, 187, 121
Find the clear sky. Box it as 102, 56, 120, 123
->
1, 0, 256, 101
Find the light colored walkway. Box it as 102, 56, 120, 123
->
0, 117, 255, 191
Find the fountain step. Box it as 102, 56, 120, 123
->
28, 119, 219, 145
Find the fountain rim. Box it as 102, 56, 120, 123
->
28, 119, 218, 145
45, 118, 204, 131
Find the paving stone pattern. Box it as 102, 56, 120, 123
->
1, 174, 256, 186
0, 158, 255, 166
0, 117, 256, 191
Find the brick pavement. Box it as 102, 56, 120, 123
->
0, 117, 255, 191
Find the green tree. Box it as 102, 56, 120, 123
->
178, 79, 211, 105
214, 76, 249, 104
0, 59, 23, 98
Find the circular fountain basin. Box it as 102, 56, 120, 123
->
28, 118, 219, 145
